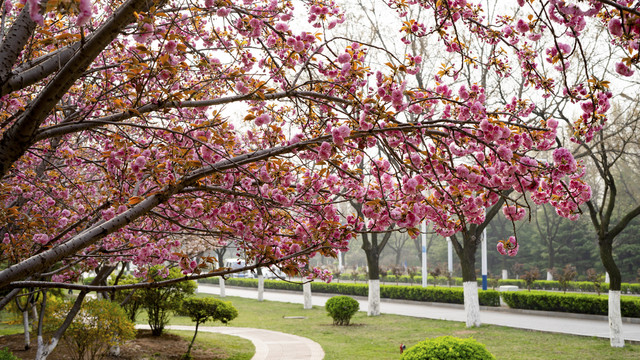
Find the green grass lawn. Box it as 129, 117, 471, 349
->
170, 330, 253, 360
163, 294, 639, 360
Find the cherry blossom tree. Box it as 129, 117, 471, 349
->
1, 0, 633, 355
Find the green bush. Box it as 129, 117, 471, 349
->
140, 267, 197, 336
0, 347, 19, 360
500, 291, 640, 317
325, 296, 359, 325
111, 275, 144, 322
49, 299, 135, 360
401, 336, 495, 360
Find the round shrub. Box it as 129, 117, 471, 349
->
325, 295, 359, 325
401, 336, 495, 360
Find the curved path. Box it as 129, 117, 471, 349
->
135, 324, 324, 360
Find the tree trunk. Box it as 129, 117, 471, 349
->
36, 290, 88, 360
219, 277, 226, 297
186, 321, 200, 356
599, 237, 624, 347
362, 232, 383, 316
368, 279, 380, 316
452, 232, 481, 327
302, 282, 312, 309
547, 240, 555, 271
22, 310, 31, 350
257, 274, 264, 302
463, 281, 481, 327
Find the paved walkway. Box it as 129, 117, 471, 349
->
198, 283, 640, 343
136, 324, 324, 360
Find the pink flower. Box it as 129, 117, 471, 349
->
608, 18, 623, 37
235, 81, 250, 94
317, 142, 332, 160
553, 148, 577, 173
331, 125, 351, 146
497, 145, 513, 161
217, 7, 231, 17
102, 207, 116, 220
76, 0, 92, 26
337, 53, 351, 63
502, 205, 526, 221
615, 62, 634, 77
27, 0, 44, 26
254, 114, 271, 126
274, 22, 289, 32
497, 236, 519, 256
3, 0, 12, 14
34, 233, 50, 245
516, 19, 529, 33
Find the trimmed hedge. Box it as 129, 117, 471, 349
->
201, 277, 500, 306
500, 291, 640, 318
497, 279, 640, 294
199, 275, 640, 294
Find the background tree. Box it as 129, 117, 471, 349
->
140, 267, 196, 336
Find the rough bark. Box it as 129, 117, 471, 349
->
0, 5, 36, 84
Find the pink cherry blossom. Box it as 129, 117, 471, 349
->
615, 62, 634, 77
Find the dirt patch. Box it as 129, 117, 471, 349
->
0, 330, 230, 360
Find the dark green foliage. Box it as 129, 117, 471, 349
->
401, 336, 495, 360
140, 267, 196, 336
182, 297, 238, 325
500, 291, 640, 317
325, 296, 359, 325
495, 279, 640, 294
181, 297, 238, 358
111, 274, 144, 322
0, 347, 19, 360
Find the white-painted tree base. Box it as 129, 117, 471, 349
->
257, 275, 264, 302
547, 271, 553, 281
501, 269, 508, 280
303, 282, 312, 309
368, 279, 380, 316
219, 277, 226, 297
463, 281, 481, 327
609, 290, 625, 347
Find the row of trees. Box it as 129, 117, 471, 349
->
2, 0, 640, 355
